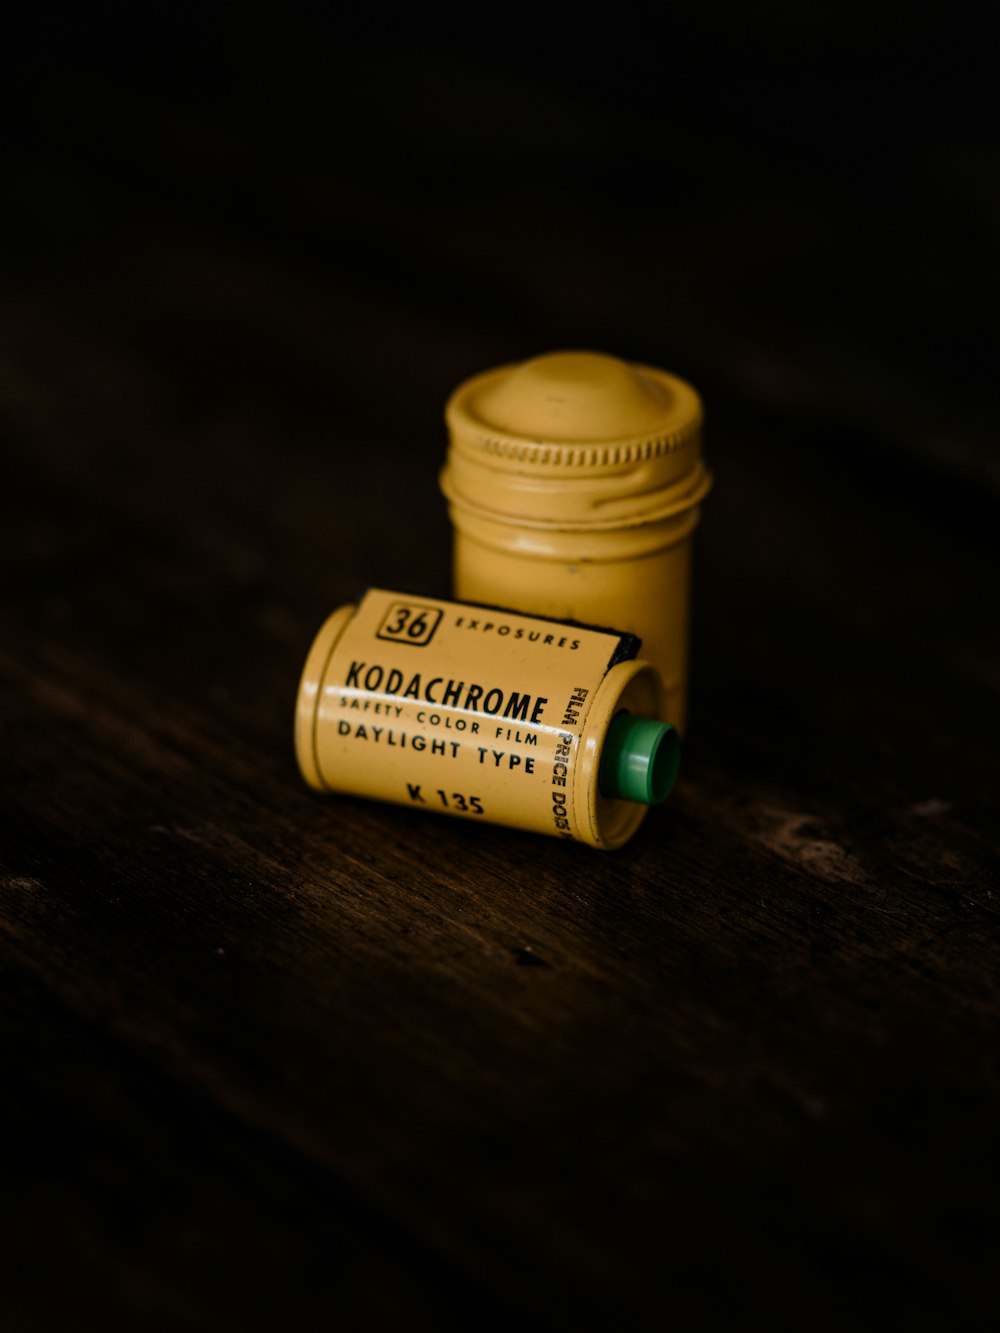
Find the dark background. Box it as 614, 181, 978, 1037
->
2, 4, 999, 1330
3, 1, 997, 462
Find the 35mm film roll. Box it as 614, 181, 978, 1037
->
295, 589, 679, 850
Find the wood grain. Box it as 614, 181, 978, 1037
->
2, 13, 998, 1329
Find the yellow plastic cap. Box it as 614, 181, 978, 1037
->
442, 350, 709, 527
468, 350, 688, 445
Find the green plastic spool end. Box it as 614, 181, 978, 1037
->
598, 713, 680, 806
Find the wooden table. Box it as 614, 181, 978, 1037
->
2, 11, 998, 1329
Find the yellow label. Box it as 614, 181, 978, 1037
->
308, 590, 637, 839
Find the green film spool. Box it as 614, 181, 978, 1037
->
599, 713, 680, 806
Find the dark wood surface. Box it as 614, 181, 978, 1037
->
2, 9, 998, 1330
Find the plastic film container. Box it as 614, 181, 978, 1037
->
441, 351, 711, 730
295, 589, 680, 850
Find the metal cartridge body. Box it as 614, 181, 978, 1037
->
295, 589, 674, 850
441, 351, 711, 731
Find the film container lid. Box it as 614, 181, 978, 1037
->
442, 350, 711, 529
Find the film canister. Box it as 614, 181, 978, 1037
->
441, 350, 711, 730
295, 589, 680, 850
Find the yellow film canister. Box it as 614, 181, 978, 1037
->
295, 589, 679, 850
441, 351, 711, 730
